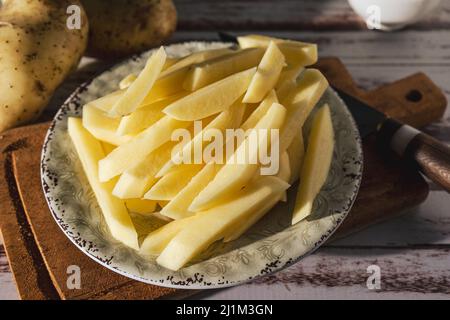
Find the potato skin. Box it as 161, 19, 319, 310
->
0, 0, 88, 132
82, 0, 177, 59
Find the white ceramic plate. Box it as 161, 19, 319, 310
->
41, 42, 363, 289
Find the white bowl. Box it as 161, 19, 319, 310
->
348, 0, 442, 30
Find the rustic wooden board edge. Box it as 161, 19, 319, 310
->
0, 125, 60, 299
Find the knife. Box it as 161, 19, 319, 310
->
336, 88, 450, 192
218, 32, 450, 192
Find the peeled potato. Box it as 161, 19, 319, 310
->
112, 141, 177, 199
82, 104, 134, 146
101, 142, 116, 155
68, 117, 139, 250
284, 69, 329, 107
223, 188, 285, 243
279, 69, 329, 151
276, 64, 304, 90
142, 67, 190, 105
87, 89, 124, 112
241, 90, 278, 130
109, 47, 166, 116
125, 199, 157, 214
144, 165, 203, 201
157, 99, 245, 177
276, 79, 297, 103
277, 151, 291, 202
243, 42, 285, 103
189, 103, 286, 212
286, 128, 305, 184
292, 104, 334, 224
140, 215, 197, 255
237, 34, 318, 67
160, 163, 222, 220
117, 92, 186, 135
119, 74, 137, 90
141, 49, 234, 104
99, 116, 190, 182
163, 68, 256, 121
156, 176, 289, 271
183, 48, 264, 91
162, 48, 233, 75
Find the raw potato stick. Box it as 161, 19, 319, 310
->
189, 102, 286, 212
163, 68, 256, 121
287, 127, 305, 184
292, 104, 334, 224
237, 34, 318, 67
68, 118, 139, 250
157, 99, 245, 177
82, 104, 134, 146
157, 176, 290, 271
159, 163, 222, 220
109, 47, 166, 116
99, 116, 190, 182
116, 92, 186, 135
87, 89, 125, 112
112, 141, 178, 199
125, 199, 157, 214
183, 48, 265, 91
279, 69, 329, 152
119, 74, 137, 90
241, 90, 278, 130
144, 165, 204, 201
162, 47, 233, 76
243, 42, 285, 103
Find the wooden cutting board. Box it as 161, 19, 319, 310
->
0, 58, 445, 300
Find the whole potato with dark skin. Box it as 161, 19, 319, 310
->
0, 0, 88, 132
82, 0, 177, 59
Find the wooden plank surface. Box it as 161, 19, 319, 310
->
0, 127, 60, 300
1, 0, 450, 299
197, 247, 450, 300
174, 0, 450, 30
0, 246, 18, 300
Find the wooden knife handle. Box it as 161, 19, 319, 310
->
378, 118, 450, 192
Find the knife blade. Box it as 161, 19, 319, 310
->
333, 88, 386, 138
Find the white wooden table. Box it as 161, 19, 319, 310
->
1, 0, 449, 299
